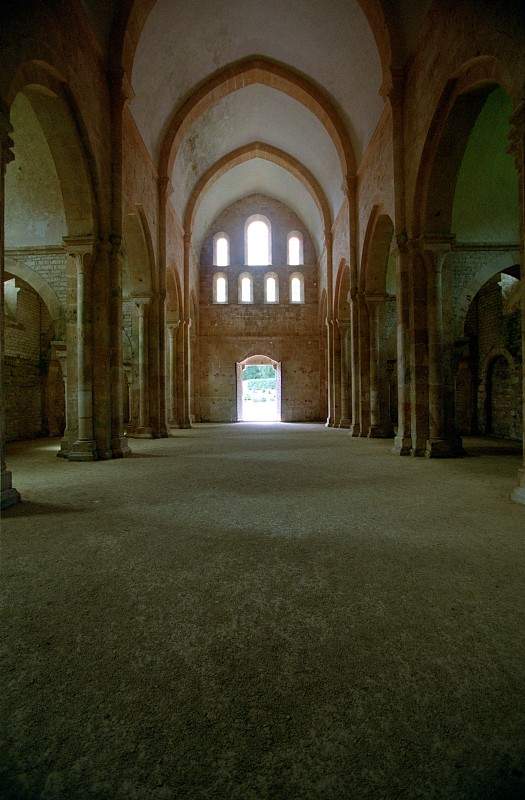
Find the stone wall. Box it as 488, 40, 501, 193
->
198, 195, 321, 422
4, 277, 63, 441
458, 274, 522, 440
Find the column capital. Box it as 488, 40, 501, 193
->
62, 235, 96, 258
335, 318, 351, 331
132, 295, 151, 308
183, 230, 192, 247
365, 292, 388, 305
166, 320, 180, 331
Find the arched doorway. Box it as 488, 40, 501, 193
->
236, 355, 281, 422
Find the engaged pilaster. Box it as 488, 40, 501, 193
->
0, 110, 20, 508
63, 236, 97, 461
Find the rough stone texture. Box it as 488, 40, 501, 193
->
2, 425, 525, 800
198, 195, 321, 421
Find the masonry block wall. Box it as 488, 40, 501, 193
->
4, 276, 64, 441
459, 275, 522, 440
197, 195, 321, 422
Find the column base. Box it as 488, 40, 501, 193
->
1, 470, 21, 509
67, 439, 97, 461
127, 427, 154, 439
57, 435, 70, 458
339, 418, 351, 429
425, 436, 465, 458
511, 469, 525, 506
368, 425, 394, 439
325, 416, 336, 427
393, 434, 411, 455
110, 435, 132, 458
350, 423, 361, 437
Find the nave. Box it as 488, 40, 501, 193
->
3, 424, 525, 800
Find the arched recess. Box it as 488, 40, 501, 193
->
319, 288, 328, 422
7, 60, 97, 237
4, 255, 63, 334
413, 56, 513, 239
184, 142, 332, 243
160, 56, 356, 182
480, 349, 521, 441
122, 206, 155, 298
359, 207, 396, 437
112, 0, 394, 107
332, 260, 351, 427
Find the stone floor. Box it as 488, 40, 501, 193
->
2, 424, 525, 800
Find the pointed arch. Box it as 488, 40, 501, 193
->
7, 59, 98, 237
412, 56, 513, 238
161, 56, 356, 181
360, 206, 394, 294
122, 205, 156, 298
184, 142, 331, 241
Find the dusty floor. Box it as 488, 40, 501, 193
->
2, 424, 525, 800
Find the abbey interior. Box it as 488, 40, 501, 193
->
1, 2, 525, 798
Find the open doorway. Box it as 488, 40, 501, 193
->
236, 355, 281, 421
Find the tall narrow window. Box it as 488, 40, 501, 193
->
245, 215, 271, 266
287, 231, 303, 266
213, 232, 230, 267
239, 272, 253, 303
290, 272, 304, 303
264, 272, 279, 303
213, 272, 228, 303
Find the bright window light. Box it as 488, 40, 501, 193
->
215, 275, 227, 303
266, 275, 277, 303
290, 274, 303, 303
288, 235, 302, 266
240, 275, 252, 303
215, 236, 229, 266
247, 220, 270, 265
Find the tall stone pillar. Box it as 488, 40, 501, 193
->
367, 294, 393, 437
326, 318, 337, 426
177, 318, 192, 428
408, 240, 429, 456
338, 320, 351, 427
349, 285, 361, 436
64, 237, 97, 461
357, 292, 371, 436
509, 97, 525, 505
424, 241, 463, 457
0, 110, 20, 508
52, 340, 69, 458
167, 321, 179, 431
131, 297, 152, 436
392, 240, 412, 454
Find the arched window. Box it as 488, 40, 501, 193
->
289, 272, 304, 303
213, 232, 230, 267
264, 272, 279, 303
238, 272, 253, 303
213, 272, 228, 303
287, 231, 303, 266
245, 215, 271, 266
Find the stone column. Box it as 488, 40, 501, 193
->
338, 320, 351, 427
177, 318, 192, 428
131, 297, 152, 436
509, 98, 525, 505
167, 321, 179, 431
0, 111, 20, 508
357, 292, 371, 436
325, 317, 336, 426
123, 365, 132, 426
349, 285, 361, 436
52, 340, 69, 458
424, 242, 463, 457
63, 237, 97, 461
392, 239, 412, 454
367, 294, 393, 437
